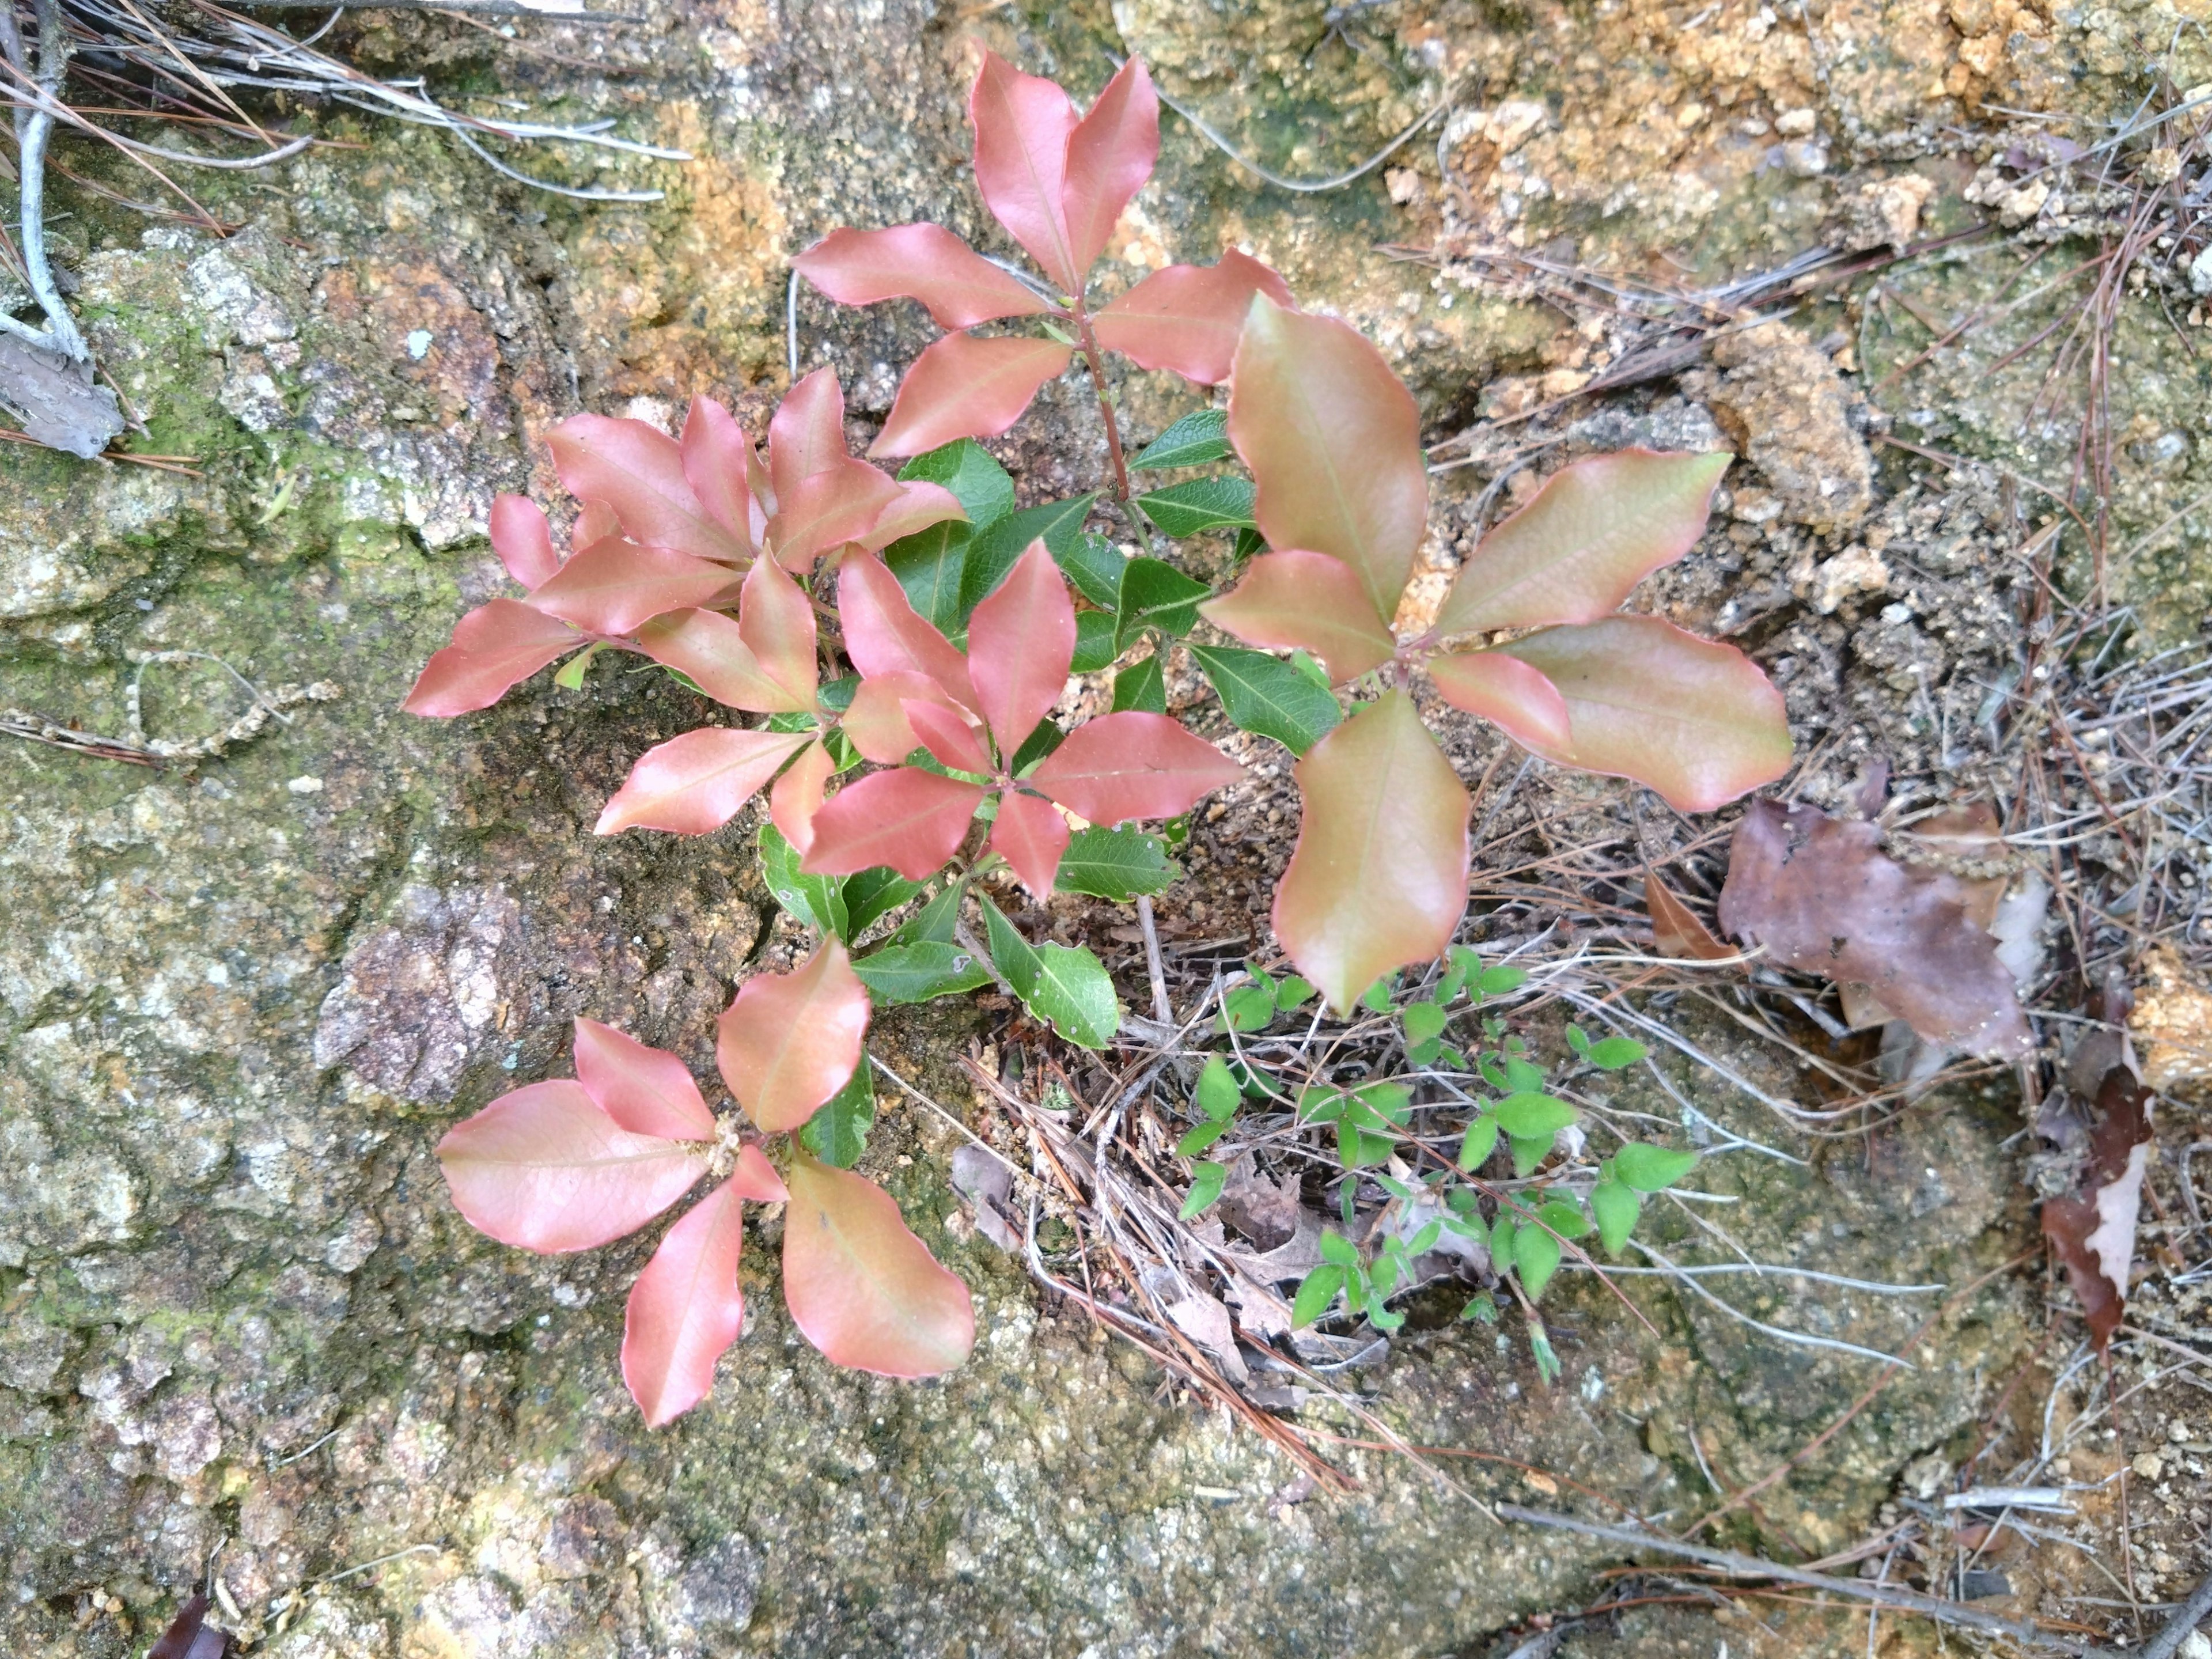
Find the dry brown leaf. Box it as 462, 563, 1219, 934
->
1644, 867, 1733, 961
2039, 1065, 2152, 1352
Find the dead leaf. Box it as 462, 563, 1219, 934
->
2040, 1065, 2152, 1353
1217, 1157, 1302, 1251
1645, 867, 1732, 961
1717, 798, 2032, 1058
948, 1144, 1020, 1253
150, 1594, 230, 1659
1164, 1291, 1250, 1382
0, 333, 125, 459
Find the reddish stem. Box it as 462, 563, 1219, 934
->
1070, 300, 1132, 502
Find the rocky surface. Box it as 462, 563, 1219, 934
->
0, 0, 2200, 1653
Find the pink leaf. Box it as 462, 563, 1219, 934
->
738, 552, 819, 708
726, 1141, 788, 1202
1032, 711, 1245, 825
841, 669, 969, 765
1062, 57, 1160, 278
1430, 450, 1732, 637
1428, 651, 1572, 753
800, 767, 987, 880
782, 1152, 975, 1377
767, 367, 849, 502
1274, 690, 1469, 1013
548, 414, 749, 565
573, 1017, 717, 1141
528, 535, 737, 637
1198, 550, 1395, 684
1093, 250, 1294, 384
1229, 296, 1427, 626
870, 332, 1071, 459
491, 494, 559, 590
680, 396, 761, 554
966, 539, 1074, 756
990, 789, 1070, 897
436, 1080, 706, 1253
768, 457, 905, 571
906, 699, 994, 775
403, 598, 581, 717
577, 501, 621, 546
968, 49, 1084, 294
770, 738, 835, 855
837, 552, 979, 711
793, 224, 1054, 329
622, 1179, 748, 1427
1493, 616, 1793, 812
596, 727, 812, 835
715, 938, 870, 1132
635, 609, 803, 713
858, 480, 968, 551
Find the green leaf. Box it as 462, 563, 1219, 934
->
884, 520, 972, 635
1055, 531, 1127, 611
1509, 1134, 1553, 1177
1318, 1228, 1359, 1268
1055, 825, 1177, 900
1585, 1035, 1649, 1070
1479, 965, 1529, 997
1297, 1086, 1347, 1124
898, 437, 1016, 528
1490, 1212, 1518, 1263
842, 868, 922, 939
1232, 525, 1267, 562
798, 1063, 876, 1168
818, 675, 859, 715
1188, 644, 1340, 757
1359, 975, 1397, 1013
963, 495, 1095, 619
1006, 719, 1065, 776
1291, 1263, 1346, 1328
1287, 648, 1331, 690
1132, 408, 1231, 469
1494, 1092, 1577, 1140
979, 898, 1119, 1048
759, 824, 848, 938
1615, 1142, 1698, 1193
1071, 609, 1119, 673
887, 882, 961, 947
1195, 1054, 1240, 1122
1177, 1117, 1228, 1156
851, 941, 995, 1004
1590, 1179, 1639, 1256
1407, 1219, 1443, 1256
1537, 1198, 1592, 1239
1458, 1114, 1499, 1172
1112, 656, 1166, 714
1566, 1025, 1591, 1057
1337, 1120, 1396, 1169
1403, 1001, 1447, 1049
1180, 1162, 1228, 1219
1115, 557, 1213, 652
1462, 1289, 1499, 1324
1219, 982, 1276, 1034
1344, 1081, 1412, 1131
1135, 476, 1257, 539
1501, 1055, 1547, 1093
553, 641, 603, 690
1514, 1223, 1563, 1299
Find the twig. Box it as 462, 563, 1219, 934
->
1135, 893, 1172, 1027
2139, 1570, 2212, 1659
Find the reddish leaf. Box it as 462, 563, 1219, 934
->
770, 458, 906, 571
437, 1080, 707, 1252
1062, 57, 1160, 278
1717, 798, 2033, 1057
528, 535, 737, 636
858, 480, 968, 551
403, 598, 581, 717
1093, 251, 1294, 385
842, 669, 969, 765
635, 609, 797, 712
680, 395, 761, 553
716, 938, 870, 1131
906, 698, 994, 774
2040, 1065, 2152, 1353
968, 49, 1084, 294
782, 1152, 976, 1377
801, 767, 988, 880
768, 367, 849, 502
1229, 296, 1427, 626
150, 1594, 228, 1659
991, 788, 1071, 897
596, 727, 812, 835
738, 553, 819, 709
622, 1179, 748, 1426
1274, 690, 1469, 1013
1494, 616, 1792, 812
770, 738, 835, 855
491, 494, 559, 590
871, 332, 1072, 459
573, 1017, 717, 1141
1032, 711, 1245, 824
1430, 450, 1731, 638
793, 224, 1054, 328
1199, 550, 1395, 684
1429, 650, 1571, 753
967, 540, 1075, 756
838, 552, 979, 711
1645, 868, 1734, 961
726, 1141, 789, 1202
548, 414, 749, 565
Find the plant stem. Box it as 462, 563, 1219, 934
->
0, 0, 90, 362
1071, 302, 1131, 502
